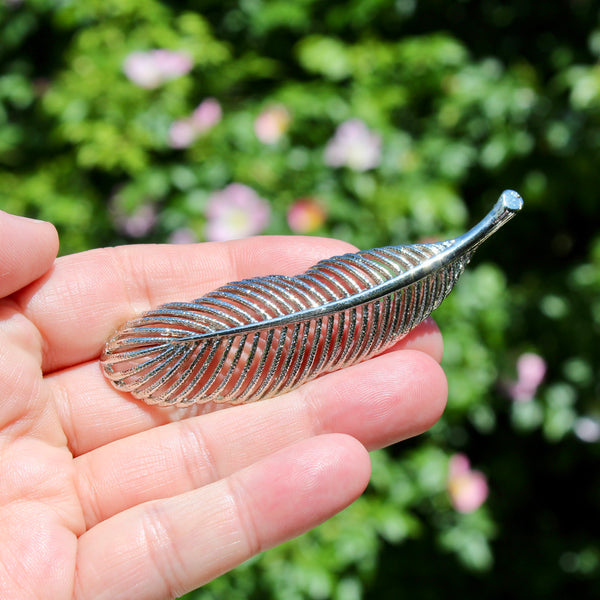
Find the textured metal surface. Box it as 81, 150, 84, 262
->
101, 190, 523, 406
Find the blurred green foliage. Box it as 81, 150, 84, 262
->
2, 0, 600, 598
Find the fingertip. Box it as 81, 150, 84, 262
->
411, 350, 448, 429
44, 219, 60, 256
322, 432, 372, 492
382, 348, 448, 436
386, 317, 444, 364
297, 348, 448, 450
0, 212, 59, 298
238, 433, 371, 550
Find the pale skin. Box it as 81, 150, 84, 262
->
0, 210, 447, 600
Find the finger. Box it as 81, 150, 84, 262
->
0, 212, 58, 298
384, 316, 443, 363
53, 318, 444, 455
17, 236, 356, 373
74, 434, 370, 600
74, 348, 446, 527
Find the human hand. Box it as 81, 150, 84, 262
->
0, 210, 446, 599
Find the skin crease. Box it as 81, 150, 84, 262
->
0, 211, 446, 600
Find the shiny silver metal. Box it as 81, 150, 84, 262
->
101, 190, 523, 406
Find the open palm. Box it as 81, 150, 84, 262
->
0, 211, 446, 600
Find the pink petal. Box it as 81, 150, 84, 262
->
205, 183, 271, 241
516, 353, 547, 390
448, 454, 489, 513
168, 119, 197, 148
287, 198, 326, 233
449, 471, 489, 513
123, 52, 164, 89
254, 105, 291, 144
123, 49, 192, 89
324, 119, 382, 171
152, 49, 193, 79
448, 453, 471, 477
506, 352, 547, 401
191, 98, 222, 133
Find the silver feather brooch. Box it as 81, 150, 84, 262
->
101, 189, 523, 406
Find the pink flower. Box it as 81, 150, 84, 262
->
168, 98, 222, 149
113, 204, 157, 238
447, 454, 489, 513
254, 105, 291, 144
287, 198, 327, 233
168, 228, 198, 244
123, 49, 192, 89
191, 98, 222, 133
324, 119, 382, 171
574, 416, 600, 443
168, 119, 197, 149
205, 183, 270, 242
507, 352, 547, 402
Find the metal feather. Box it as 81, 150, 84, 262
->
101, 190, 523, 406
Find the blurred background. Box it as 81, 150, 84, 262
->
1, 0, 599, 598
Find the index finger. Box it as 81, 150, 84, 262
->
16, 236, 356, 373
